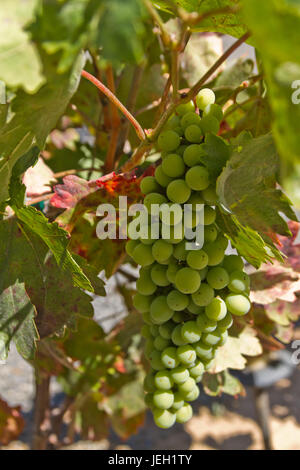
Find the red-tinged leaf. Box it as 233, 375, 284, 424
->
0, 399, 24, 445
250, 265, 300, 305
51, 175, 92, 209
265, 298, 300, 327
96, 171, 141, 202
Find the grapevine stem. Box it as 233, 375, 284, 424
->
143, 0, 171, 47
81, 70, 146, 141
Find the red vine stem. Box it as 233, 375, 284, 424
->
81, 70, 146, 141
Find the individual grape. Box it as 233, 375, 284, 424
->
171, 324, 188, 346
162, 153, 185, 178
181, 322, 202, 344
175, 267, 201, 294
166, 258, 180, 283
173, 126, 184, 136
204, 225, 218, 243
167, 179, 191, 204
199, 266, 208, 280
151, 264, 170, 287
196, 313, 217, 333
153, 408, 176, 429
167, 290, 189, 311
150, 296, 174, 324
158, 130, 180, 152
181, 112, 201, 130
206, 267, 229, 290
137, 268, 157, 295
218, 330, 228, 346
145, 393, 154, 408
203, 103, 223, 122
222, 254, 244, 273
141, 325, 152, 339
200, 116, 219, 135
196, 88, 216, 110
166, 114, 181, 129
150, 350, 165, 370
153, 390, 174, 409
225, 293, 251, 316
173, 240, 188, 261
202, 330, 221, 347
132, 243, 155, 266
192, 283, 214, 307
177, 345, 197, 365
178, 377, 196, 396
143, 311, 153, 326
217, 312, 233, 332
176, 144, 188, 156
215, 233, 229, 251
125, 239, 139, 257
185, 166, 210, 191
183, 144, 202, 167
186, 249, 208, 270
140, 176, 161, 195
176, 404, 193, 423
204, 242, 225, 266
184, 386, 200, 401
194, 341, 214, 360
202, 185, 218, 205
176, 101, 195, 116
154, 370, 174, 390
187, 299, 203, 315
172, 311, 187, 323
155, 165, 173, 187
187, 192, 205, 209
228, 270, 250, 293
205, 297, 227, 321
144, 373, 156, 392
161, 347, 180, 369
144, 192, 167, 213
172, 393, 185, 411
145, 339, 155, 359
159, 321, 175, 340
150, 324, 159, 336
170, 366, 190, 384
184, 124, 203, 143
189, 360, 205, 378
154, 335, 171, 351
152, 239, 173, 263
133, 293, 152, 313
204, 206, 216, 225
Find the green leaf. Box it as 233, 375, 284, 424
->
0, 52, 84, 206
201, 133, 231, 180
0, 0, 44, 93
203, 370, 245, 397
9, 146, 40, 208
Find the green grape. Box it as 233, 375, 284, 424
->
150, 350, 165, 370
145, 339, 155, 359
144, 373, 156, 392
205, 297, 227, 321
181, 112, 201, 130
194, 375, 203, 384
181, 322, 202, 344
166, 258, 180, 283
158, 130, 180, 152
133, 293, 152, 313
178, 377, 196, 396
172, 392, 185, 411
192, 283, 215, 307
202, 358, 214, 371
196, 88, 216, 110
215, 234, 228, 251
140, 176, 161, 195
143, 311, 153, 326
151, 264, 170, 287
183, 144, 202, 167
204, 206, 216, 225
154, 335, 171, 351
161, 347, 180, 369
228, 270, 250, 293
184, 124, 203, 143
204, 242, 225, 266
154, 370, 174, 390
132, 243, 155, 266
194, 341, 213, 360
144, 192, 167, 214
125, 239, 139, 257
170, 366, 190, 384
153, 390, 174, 409
175, 267, 201, 294
204, 225, 218, 243
199, 266, 208, 280
145, 393, 154, 409
172, 311, 186, 323
187, 192, 205, 209
217, 312, 233, 332
218, 330, 228, 346
167, 290, 189, 311
222, 254, 244, 273
202, 185, 218, 205
203, 103, 223, 122
150, 296, 174, 324
187, 299, 203, 315
152, 239, 173, 263
177, 144, 188, 156
176, 404, 193, 423
155, 165, 173, 187
167, 179, 191, 204
165, 114, 181, 129
202, 330, 221, 347
187, 249, 208, 270
162, 153, 185, 178
153, 408, 176, 429
137, 268, 157, 295
150, 325, 159, 336
200, 115, 219, 135
185, 166, 210, 191
185, 386, 200, 401
173, 240, 188, 261
189, 360, 205, 378
171, 324, 188, 346
176, 101, 195, 116
141, 325, 152, 340
177, 344, 197, 366
206, 267, 229, 290
225, 293, 251, 316
196, 313, 217, 333
173, 126, 184, 136
159, 321, 175, 340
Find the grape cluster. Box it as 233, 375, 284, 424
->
126, 89, 251, 429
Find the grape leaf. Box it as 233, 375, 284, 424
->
201, 133, 231, 180
203, 370, 245, 397
0, 398, 25, 446
50, 175, 92, 209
